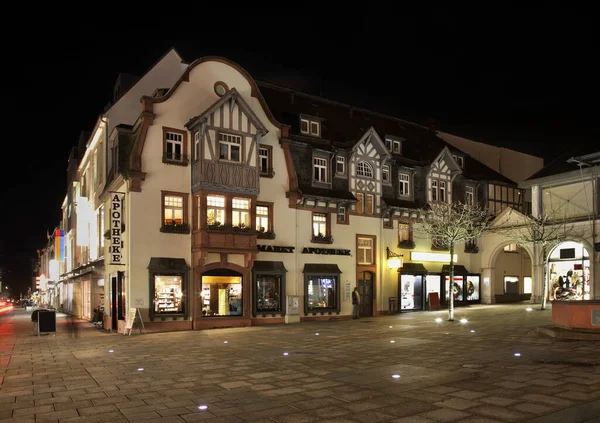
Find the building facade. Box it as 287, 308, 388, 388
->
40, 49, 564, 332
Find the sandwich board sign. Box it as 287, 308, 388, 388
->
124, 308, 146, 335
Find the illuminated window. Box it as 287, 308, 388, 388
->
206, 195, 225, 226
232, 198, 250, 228
398, 223, 412, 243
357, 237, 374, 265
201, 275, 242, 317
312, 213, 327, 237
256, 205, 269, 232
163, 195, 183, 225
154, 275, 185, 315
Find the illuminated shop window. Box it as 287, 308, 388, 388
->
201, 276, 242, 317
154, 275, 184, 314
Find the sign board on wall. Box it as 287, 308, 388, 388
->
344, 281, 351, 302
110, 192, 125, 265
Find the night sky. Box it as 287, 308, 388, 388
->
2, 9, 597, 295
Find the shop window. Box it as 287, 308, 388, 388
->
161, 191, 190, 234
400, 274, 424, 310
201, 274, 242, 317
153, 274, 185, 315
232, 197, 250, 228
162, 127, 188, 165
523, 277, 532, 294
306, 276, 338, 311
357, 235, 375, 265
445, 275, 464, 302
252, 261, 287, 316
206, 195, 225, 226
466, 276, 480, 301
504, 276, 519, 294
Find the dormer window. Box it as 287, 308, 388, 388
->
382, 165, 390, 183
356, 161, 373, 178
385, 137, 401, 154
300, 117, 321, 137
336, 156, 345, 175
313, 157, 328, 182
452, 154, 464, 168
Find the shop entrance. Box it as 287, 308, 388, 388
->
358, 271, 373, 317
201, 269, 243, 317
400, 274, 425, 311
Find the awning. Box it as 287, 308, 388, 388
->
253, 261, 287, 273
441, 264, 470, 274
147, 257, 190, 272
399, 262, 428, 274
303, 264, 342, 274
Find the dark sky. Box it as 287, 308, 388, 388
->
2, 8, 597, 295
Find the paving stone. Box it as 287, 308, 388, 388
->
420, 408, 472, 421
478, 396, 521, 407
34, 408, 80, 421
512, 401, 554, 415
468, 404, 531, 421
435, 397, 482, 410
389, 417, 437, 423
449, 390, 488, 400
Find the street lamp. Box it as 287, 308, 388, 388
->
386, 247, 404, 269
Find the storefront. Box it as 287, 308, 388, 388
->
398, 263, 428, 311
440, 265, 481, 306
303, 264, 342, 317
548, 241, 591, 301
200, 269, 243, 317
252, 261, 287, 318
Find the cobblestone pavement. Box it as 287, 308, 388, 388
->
1, 304, 600, 423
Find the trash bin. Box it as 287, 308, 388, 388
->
389, 297, 396, 314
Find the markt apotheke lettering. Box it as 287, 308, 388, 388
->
256, 245, 351, 256
110, 193, 124, 265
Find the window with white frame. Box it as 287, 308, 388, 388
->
440, 181, 446, 202
465, 186, 474, 205
337, 206, 346, 223
256, 205, 269, 232
164, 195, 183, 224
385, 138, 392, 150
312, 213, 327, 237
399, 173, 410, 197
398, 223, 412, 243
206, 195, 225, 226
357, 237, 374, 265
336, 156, 345, 175
382, 165, 389, 183
431, 180, 438, 201
218, 133, 241, 162
300, 117, 321, 137
194, 131, 201, 161
457, 156, 464, 168
313, 157, 328, 182
232, 198, 250, 228
356, 161, 373, 178
259, 147, 268, 173
392, 140, 401, 154
165, 131, 183, 161
431, 179, 447, 202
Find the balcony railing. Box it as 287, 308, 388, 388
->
312, 234, 334, 244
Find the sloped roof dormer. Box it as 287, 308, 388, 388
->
185, 87, 268, 136
352, 127, 391, 159
430, 147, 463, 177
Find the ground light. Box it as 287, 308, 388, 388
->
435, 318, 443, 323
223, 341, 228, 344
198, 405, 208, 411
514, 353, 521, 357
390, 340, 395, 343
108, 350, 114, 353
526, 308, 533, 312
315, 333, 319, 336
283, 352, 289, 356
389, 325, 393, 328
392, 374, 401, 379
470, 330, 475, 333
460, 318, 468, 324
137, 368, 144, 371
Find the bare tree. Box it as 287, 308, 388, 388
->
493, 208, 580, 310
418, 202, 491, 321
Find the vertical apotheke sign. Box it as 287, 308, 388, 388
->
110, 192, 124, 265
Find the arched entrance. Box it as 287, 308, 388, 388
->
547, 241, 591, 301
357, 271, 373, 317
487, 242, 535, 304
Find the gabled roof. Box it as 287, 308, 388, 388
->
256, 81, 515, 185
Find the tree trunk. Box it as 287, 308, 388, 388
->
448, 243, 455, 321
541, 246, 548, 310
